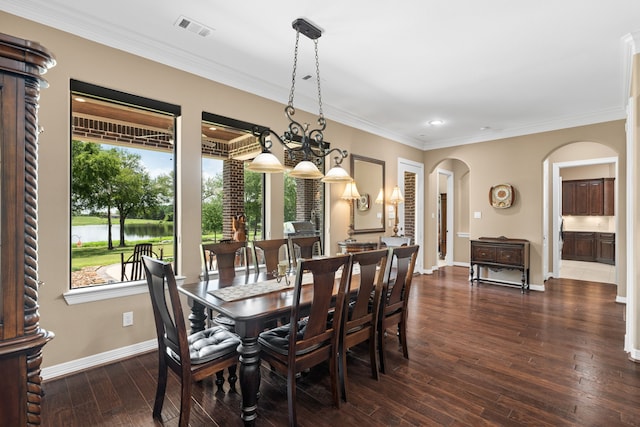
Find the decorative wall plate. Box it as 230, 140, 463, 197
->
357, 193, 370, 211
489, 184, 515, 208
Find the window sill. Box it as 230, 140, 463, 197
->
63, 276, 185, 305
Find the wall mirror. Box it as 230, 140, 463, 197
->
351, 154, 385, 234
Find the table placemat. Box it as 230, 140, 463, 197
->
209, 272, 313, 302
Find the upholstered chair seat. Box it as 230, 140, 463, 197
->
166, 326, 240, 364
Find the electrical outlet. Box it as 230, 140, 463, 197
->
123, 311, 133, 327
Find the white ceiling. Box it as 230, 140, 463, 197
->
3, 0, 640, 150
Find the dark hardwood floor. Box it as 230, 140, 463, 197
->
41, 266, 640, 426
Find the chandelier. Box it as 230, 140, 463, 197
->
249, 18, 351, 183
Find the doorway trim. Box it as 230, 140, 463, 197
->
437, 168, 454, 266
398, 157, 424, 273
549, 156, 618, 280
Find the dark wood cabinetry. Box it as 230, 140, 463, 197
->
562, 231, 615, 264
0, 33, 55, 425
596, 233, 615, 265
470, 237, 530, 292
562, 178, 614, 216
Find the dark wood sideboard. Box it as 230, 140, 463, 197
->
0, 33, 55, 425
470, 237, 530, 292
337, 241, 378, 254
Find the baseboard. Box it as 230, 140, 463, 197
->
41, 339, 157, 381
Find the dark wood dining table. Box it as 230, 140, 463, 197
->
178, 270, 355, 426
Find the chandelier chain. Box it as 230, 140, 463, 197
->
314, 39, 323, 119
288, 31, 300, 107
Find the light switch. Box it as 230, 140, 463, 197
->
474, 211, 482, 219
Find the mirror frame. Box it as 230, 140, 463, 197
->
350, 154, 385, 234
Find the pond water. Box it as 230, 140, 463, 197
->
71, 223, 173, 244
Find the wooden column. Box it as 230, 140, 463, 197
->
0, 32, 55, 426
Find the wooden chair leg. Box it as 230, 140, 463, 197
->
227, 365, 237, 392
339, 344, 348, 402
287, 366, 297, 427
178, 375, 192, 427
215, 370, 225, 391
153, 359, 168, 420
399, 319, 409, 359
369, 333, 379, 380
330, 350, 341, 409
378, 325, 387, 374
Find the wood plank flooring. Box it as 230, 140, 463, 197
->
41, 266, 640, 426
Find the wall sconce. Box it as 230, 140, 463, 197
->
389, 185, 404, 237
341, 181, 360, 242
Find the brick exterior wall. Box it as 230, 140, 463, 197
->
223, 160, 246, 239
403, 171, 416, 240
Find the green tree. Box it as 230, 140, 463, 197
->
202, 174, 223, 237
112, 151, 159, 246
284, 173, 297, 222
72, 140, 121, 249
244, 168, 262, 238
72, 140, 160, 249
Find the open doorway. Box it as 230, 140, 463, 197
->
398, 158, 424, 273
545, 142, 618, 284
437, 168, 453, 266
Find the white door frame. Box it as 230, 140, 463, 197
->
437, 168, 454, 266
398, 158, 424, 273
549, 156, 617, 279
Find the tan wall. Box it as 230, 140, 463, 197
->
1, 12, 423, 368
423, 121, 627, 289
2, 11, 632, 368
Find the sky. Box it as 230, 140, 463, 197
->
106, 144, 223, 179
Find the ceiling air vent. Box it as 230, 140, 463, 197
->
174, 15, 214, 37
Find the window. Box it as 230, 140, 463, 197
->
70, 80, 179, 289
201, 112, 266, 245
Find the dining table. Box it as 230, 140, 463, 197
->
178, 267, 358, 426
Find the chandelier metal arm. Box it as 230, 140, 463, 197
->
248, 18, 350, 180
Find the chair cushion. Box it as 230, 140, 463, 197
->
258, 319, 323, 356
169, 326, 240, 364
213, 313, 236, 328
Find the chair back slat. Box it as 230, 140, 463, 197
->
289, 254, 351, 355
201, 241, 248, 283
253, 239, 290, 274
384, 245, 419, 310
350, 249, 388, 321
142, 256, 189, 363
289, 236, 322, 265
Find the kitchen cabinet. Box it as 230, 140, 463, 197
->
562, 178, 614, 216
562, 231, 614, 264
596, 233, 615, 265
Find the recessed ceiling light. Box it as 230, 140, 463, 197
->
428, 119, 444, 126
480, 126, 491, 130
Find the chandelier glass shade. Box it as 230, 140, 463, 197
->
249, 18, 350, 182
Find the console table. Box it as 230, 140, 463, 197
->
337, 241, 377, 254
470, 237, 530, 292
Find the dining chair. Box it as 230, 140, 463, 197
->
120, 242, 163, 281
201, 241, 250, 330
339, 248, 388, 402
252, 238, 291, 275
378, 235, 412, 249
141, 256, 240, 427
378, 244, 419, 374
258, 254, 352, 427
289, 235, 322, 268
201, 241, 249, 283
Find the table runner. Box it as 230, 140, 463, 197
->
209, 272, 314, 302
